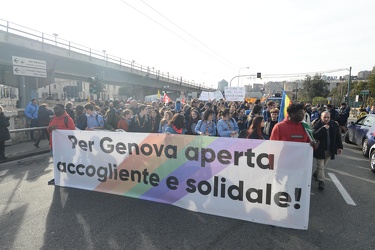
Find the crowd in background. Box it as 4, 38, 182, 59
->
18, 97, 361, 189
21, 96, 361, 145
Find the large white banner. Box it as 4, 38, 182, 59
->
224, 87, 245, 101
52, 130, 313, 229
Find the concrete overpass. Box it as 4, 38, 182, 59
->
0, 19, 211, 107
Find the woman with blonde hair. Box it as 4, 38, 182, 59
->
159, 111, 173, 133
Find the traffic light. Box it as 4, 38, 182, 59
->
89, 82, 97, 94
88, 76, 99, 94
257, 72, 262, 78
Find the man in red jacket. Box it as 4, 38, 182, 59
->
47, 103, 75, 185
270, 103, 311, 143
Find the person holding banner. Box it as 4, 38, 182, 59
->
159, 111, 173, 133
270, 103, 311, 143
150, 109, 161, 133
186, 109, 201, 135
246, 116, 265, 139
217, 108, 239, 138
195, 109, 217, 136
47, 103, 76, 185
312, 111, 343, 190
116, 109, 133, 132
84, 103, 105, 130
164, 114, 187, 134
129, 104, 152, 133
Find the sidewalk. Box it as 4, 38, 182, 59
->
1, 139, 50, 163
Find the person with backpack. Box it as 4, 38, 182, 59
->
84, 103, 105, 130
105, 100, 121, 131
75, 105, 87, 130
217, 108, 239, 137
34, 103, 53, 148
195, 109, 216, 136
47, 103, 75, 185
25, 98, 39, 140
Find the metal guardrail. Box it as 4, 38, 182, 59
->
9, 127, 48, 133
0, 18, 212, 91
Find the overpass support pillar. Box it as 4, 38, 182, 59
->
18, 76, 27, 108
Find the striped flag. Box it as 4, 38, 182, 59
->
278, 91, 292, 122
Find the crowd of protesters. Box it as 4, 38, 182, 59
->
21, 97, 361, 189
24, 97, 356, 143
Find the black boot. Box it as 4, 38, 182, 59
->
0, 148, 6, 159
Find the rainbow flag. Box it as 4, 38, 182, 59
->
278, 91, 292, 122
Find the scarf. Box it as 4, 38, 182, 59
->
172, 125, 183, 134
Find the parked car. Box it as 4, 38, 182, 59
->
369, 144, 375, 173
345, 114, 375, 157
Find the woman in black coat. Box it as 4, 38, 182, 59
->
0, 105, 11, 159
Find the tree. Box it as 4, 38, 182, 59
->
367, 66, 375, 105
330, 82, 347, 106
312, 96, 328, 106
351, 80, 368, 101
300, 74, 330, 101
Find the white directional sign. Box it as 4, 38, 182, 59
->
13, 66, 47, 78
12, 56, 46, 69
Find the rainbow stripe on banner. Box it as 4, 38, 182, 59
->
52, 130, 313, 230
278, 91, 292, 122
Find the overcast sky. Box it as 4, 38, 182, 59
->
2, 0, 375, 87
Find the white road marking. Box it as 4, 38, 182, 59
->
328, 173, 356, 206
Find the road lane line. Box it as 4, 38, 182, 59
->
328, 173, 356, 206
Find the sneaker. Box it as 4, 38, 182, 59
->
48, 178, 55, 185
34, 143, 40, 148
318, 181, 325, 190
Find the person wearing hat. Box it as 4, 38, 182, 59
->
75, 105, 87, 130
25, 98, 39, 140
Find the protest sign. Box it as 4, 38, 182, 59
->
224, 87, 245, 101
53, 130, 313, 229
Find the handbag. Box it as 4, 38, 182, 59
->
312, 140, 320, 150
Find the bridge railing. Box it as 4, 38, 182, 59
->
0, 18, 211, 91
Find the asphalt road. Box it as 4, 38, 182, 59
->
1, 140, 374, 250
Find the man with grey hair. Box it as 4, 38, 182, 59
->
312, 111, 343, 190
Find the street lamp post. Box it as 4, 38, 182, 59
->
347, 66, 352, 106
238, 67, 250, 86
